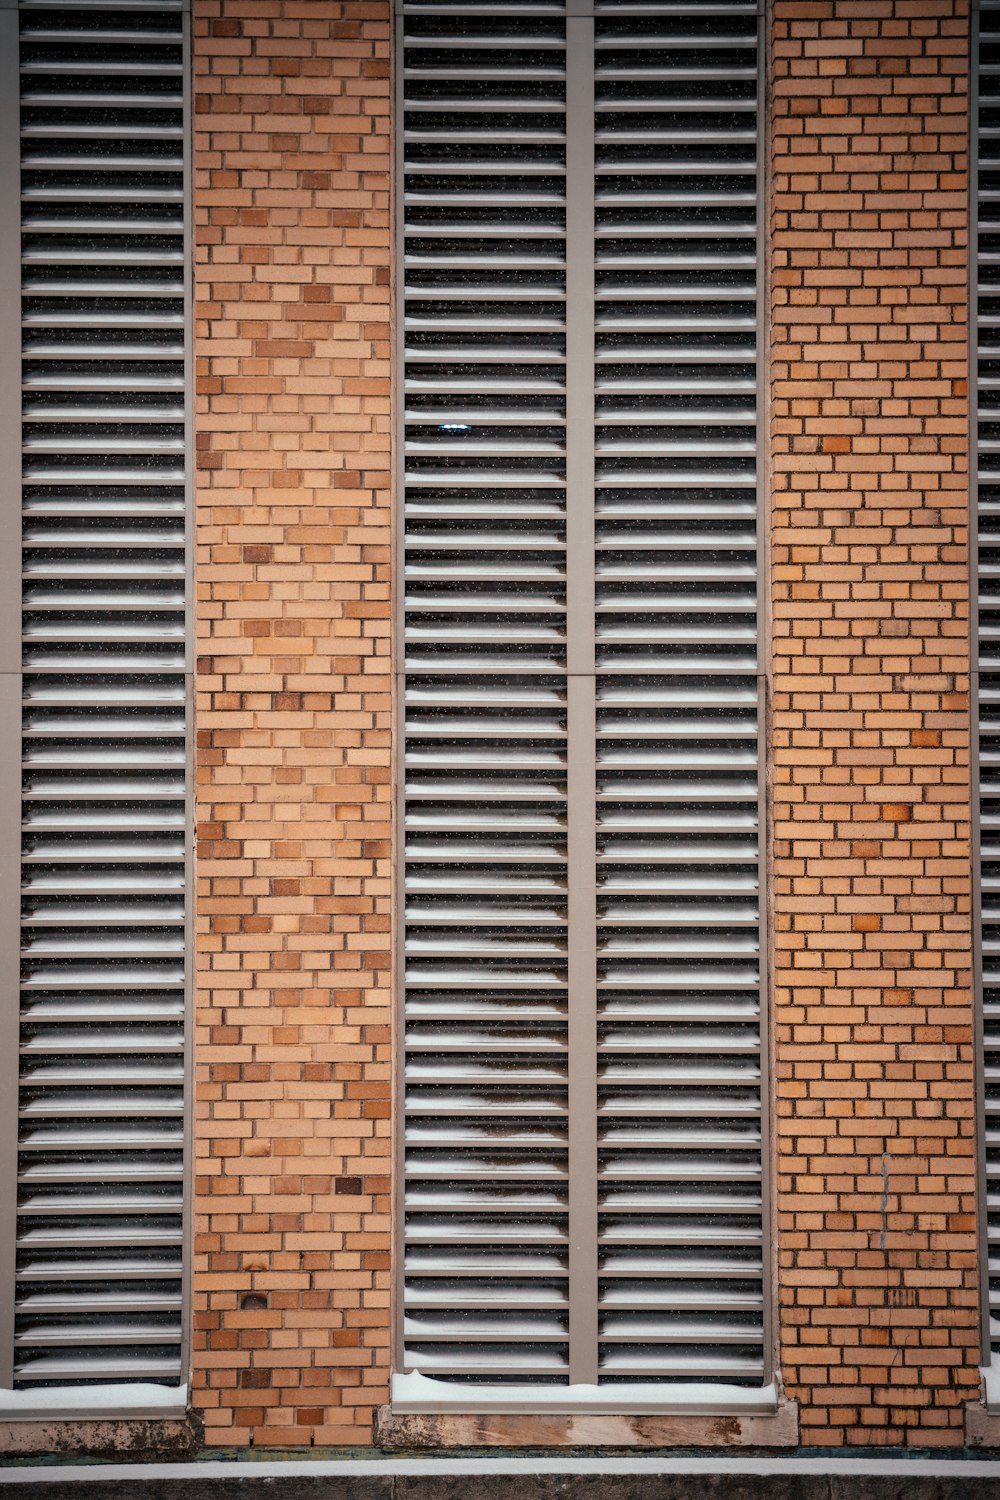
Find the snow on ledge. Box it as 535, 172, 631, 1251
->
0, 1383, 188, 1423
391, 1369, 779, 1417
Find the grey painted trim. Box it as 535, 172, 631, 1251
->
0, 677, 20, 1391
180, 0, 195, 1396
390, 7, 407, 1384
971, 0, 991, 1372
565, 683, 598, 1384
564, 11, 598, 1388
755, 667, 772, 1390
0, 2, 19, 1392
0, 6, 20, 678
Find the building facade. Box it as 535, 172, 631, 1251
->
0, 0, 997, 1460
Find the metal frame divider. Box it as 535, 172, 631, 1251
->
180, 0, 195, 1396
755, 0, 774, 1392
564, 0, 598, 1387
390, 0, 407, 1382
0, 0, 21, 1392
971, 0, 991, 1372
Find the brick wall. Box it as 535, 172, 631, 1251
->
183, 0, 987, 1454
770, 0, 979, 1446
191, 0, 392, 1446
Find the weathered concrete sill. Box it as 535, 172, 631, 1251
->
0, 1415, 201, 1462
375, 1398, 799, 1449
967, 1400, 1000, 1448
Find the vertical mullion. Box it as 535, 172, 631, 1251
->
754, 0, 773, 1389
564, 5, 598, 1388
0, 0, 20, 1392
391, 1, 407, 1384
0, 0, 19, 677
180, 0, 194, 1392
972, 0, 990, 1367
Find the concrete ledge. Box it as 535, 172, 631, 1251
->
965, 1399, 1000, 1449
375, 1397, 799, 1449
0, 1415, 202, 1461
4, 1455, 1000, 1500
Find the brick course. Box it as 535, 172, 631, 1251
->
770, 0, 980, 1446
192, 0, 392, 1447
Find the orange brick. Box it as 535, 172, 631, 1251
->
192, 0, 392, 1449
771, 0, 978, 1449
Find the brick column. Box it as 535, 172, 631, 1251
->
192, 0, 392, 1446
770, 0, 979, 1445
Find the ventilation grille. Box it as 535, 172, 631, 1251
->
399, 0, 761, 1395
979, 0, 1000, 1370
591, 0, 761, 1387
15, 0, 187, 1388
400, 0, 572, 1387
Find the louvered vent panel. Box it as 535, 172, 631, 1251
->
15, 0, 187, 1387
979, 0, 1000, 1368
592, 0, 762, 1386
400, 0, 571, 1385
398, 0, 762, 1397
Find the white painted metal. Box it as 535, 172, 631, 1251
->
14, 0, 187, 1388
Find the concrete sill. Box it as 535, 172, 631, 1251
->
377, 1378, 798, 1448
967, 1361, 1000, 1447
0, 1387, 198, 1460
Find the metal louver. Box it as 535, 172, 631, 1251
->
396, 0, 765, 1404
978, 0, 1000, 1373
12, 0, 188, 1389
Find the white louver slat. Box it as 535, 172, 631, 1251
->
13, 0, 188, 1388
978, 0, 1000, 1371
397, 0, 765, 1401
